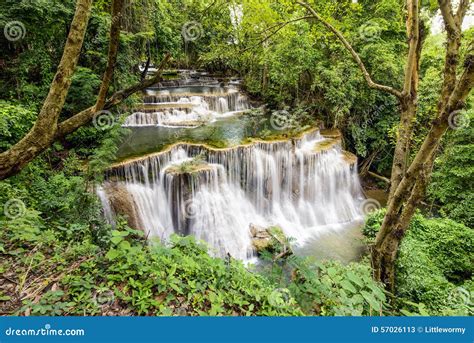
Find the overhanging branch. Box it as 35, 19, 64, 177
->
55, 53, 171, 138
297, 1, 403, 99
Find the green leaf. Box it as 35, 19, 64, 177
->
346, 271, 364, 288
111, 230, 129, 237
105, 248, 120, 260
367, 284, 386, 302
400, 309, 414, 316
326, 267, 337, 278
340, 280, 357, 293
361, 291, 381, 311
110, 236, 123, 245
118, 240, 131, 250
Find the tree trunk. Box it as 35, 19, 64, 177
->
297, 0, 473, 293
0, 0, 93, 179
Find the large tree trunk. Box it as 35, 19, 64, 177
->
373, 48, 474, 291
0, 0, 93, 179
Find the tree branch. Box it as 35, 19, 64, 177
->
241, 16, 313, 53
0, 0, 93, 180
95, 0, 124, 111
297, 1, 402, 98
438, 0, 457, 33
55, 53, 171, 138
455, 0, 471, 24
402, 0, 420, 95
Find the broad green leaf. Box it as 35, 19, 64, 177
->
346, 271, 364, 288
105, 248, 120, 260
361, 290, 381, 311
340, 280, 357, 293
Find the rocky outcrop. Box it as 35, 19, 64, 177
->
102, 182, 143, 230
249, 224, 288, 254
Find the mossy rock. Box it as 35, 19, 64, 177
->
320, 128, 342, 139
342, 151, 357, 165
165, 161, 212, 175
313, 138, 340, 153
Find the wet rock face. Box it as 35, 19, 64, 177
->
102, 182, 143, 231
250, 224, 272, 252
164, 161, 216, 235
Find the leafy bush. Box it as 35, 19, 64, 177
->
0, 101, 37, 151
0, 218, 303, 316
362, 210, 473, 314
258, 235, 388, 316
428, 109, 474, 227
361, 208, 386, 239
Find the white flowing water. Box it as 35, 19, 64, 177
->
100, 130, 365, 260
124, 87, 251, 127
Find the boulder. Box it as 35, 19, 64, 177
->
102, 182, 143, 230
249, 224, 287, 254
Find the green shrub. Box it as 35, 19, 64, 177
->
361, 208, 386, 239
0, 101, 37, 151
428, 109, 474, 227
0, 218, 303, 316
362, 210, 474, 314
258, 235, 388, 316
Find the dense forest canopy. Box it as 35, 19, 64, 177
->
0, 0, 472, 317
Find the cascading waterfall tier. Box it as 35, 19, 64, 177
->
124, 82, 251, 128
99, 129, 365, 260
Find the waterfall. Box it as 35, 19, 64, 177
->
124, 80, 251, 127
101, 129, 364, 260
